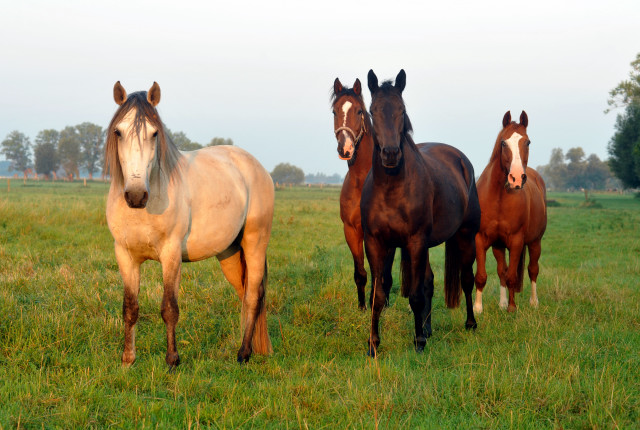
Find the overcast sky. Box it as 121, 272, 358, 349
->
1, 0, 639, 177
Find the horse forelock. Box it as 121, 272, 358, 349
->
105, 91, 182, 188
370, 81, 413, 137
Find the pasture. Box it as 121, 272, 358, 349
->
0, 181, 639, 428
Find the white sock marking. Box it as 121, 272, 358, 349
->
530, 281, 538, 307
499, 285, 508, 309
474, 289, 483, 314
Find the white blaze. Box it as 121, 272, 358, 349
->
341, 101, 352, 127
506, 132, 523, 175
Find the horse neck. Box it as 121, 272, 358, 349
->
485, 157, 509, 192
349, 124, 374, 180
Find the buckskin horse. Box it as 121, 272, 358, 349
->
105, 82, 274, 366
361, 69, 481, 356
474, 111, 547, 313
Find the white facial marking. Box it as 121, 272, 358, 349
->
506, 131, 524, 177
341, 101, 352, 127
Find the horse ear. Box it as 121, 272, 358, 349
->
147, 82, 161, 106
502, 111, 511, 128
395, 69, 406, 92
353, 78, 362, 95
113, 81, 127, 105
520, 110, 528, 128
334, 78, 343, 95
367, 69, 379, 94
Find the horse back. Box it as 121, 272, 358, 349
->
524, 166, 547, 241
417, 142, 480, 245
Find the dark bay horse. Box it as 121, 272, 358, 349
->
361, 69, 481, 356
474, 111, 547, 313
105, 82, 274, 366
331, 78, 393, 309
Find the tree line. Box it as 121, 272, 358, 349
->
536, 148, 619, 191
0, 125, 233, 180
606, 52, 640, 189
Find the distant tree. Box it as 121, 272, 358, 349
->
538, 147, 616, 191
77, 122, 104, 179
166, 129, 202, 151
58, 126, 81, 179
539, 148, 567, 190
565, 147, 586, 189
1, 131, 31, 178
606, 52, 640, 113
607, 103, 640, 188
305, 172, 343, 184
34, 129, 60, 178
208, 137, 234, 146
271, 162, 304, 185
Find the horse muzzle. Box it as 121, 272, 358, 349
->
337, 132, 355, 161
124, 189, 149, 208
380, 145, 402, 168
506, 173, 527, 190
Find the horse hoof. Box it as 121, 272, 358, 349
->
122, 351, 136, 367
529, 297, 539, 308
465, 321, 478, 330
499, 301, 508, 310
507, 304, 517, 313
165, 352, 180, 367
367, 345, 377, 358
237, 346, 252, 364
358, 303, 367, 311
414, 336, 427, 353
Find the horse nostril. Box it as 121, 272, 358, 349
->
382, 147, 399, 156
141, 191, 149, 205
509, 174, 516, 183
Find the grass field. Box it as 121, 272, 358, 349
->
0, 180, 639, 428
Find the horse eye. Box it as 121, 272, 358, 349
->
358, 110, 363, 115
527, 140, 531, 146
114, 129, 121, 137
153, 131, 158, 138
332, 110, 336, 116
501, 140, 506, 147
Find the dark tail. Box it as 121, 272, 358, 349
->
444, 239, 462, 308
515, 247, 526, 293
251, 259, 272, 355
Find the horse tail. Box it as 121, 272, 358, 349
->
515, 247, 526, 293
444, 238, 462, 308
251, 258, 273, 355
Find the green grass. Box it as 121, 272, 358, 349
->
1, 180, 639, 428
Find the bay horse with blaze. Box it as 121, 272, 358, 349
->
474, 111, 547, 313
331, 77, 394, 309
362, 69, 481, 356
105, 82, 274, 366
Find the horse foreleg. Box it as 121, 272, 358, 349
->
115, 244, 141, 366
364, 237, 388, 357
160, 248, 182, 367
504, 238, 525, 313
344, 223, 367, 310
405, 242, 428, 352
492, 247, 508, 310
527, 240, 542, 308
474, 234, 489, 314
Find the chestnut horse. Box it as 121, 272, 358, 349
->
362, 69, 480, 356
474, 111, 547, 313
105, 82, 274, 366
331, 78, 394, 309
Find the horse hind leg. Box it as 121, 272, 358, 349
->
492, 247, 508, 310
527, 240, 542, 308
449, 228, 477, 329
235, 242, 272, 363
344, 224, 367, 310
